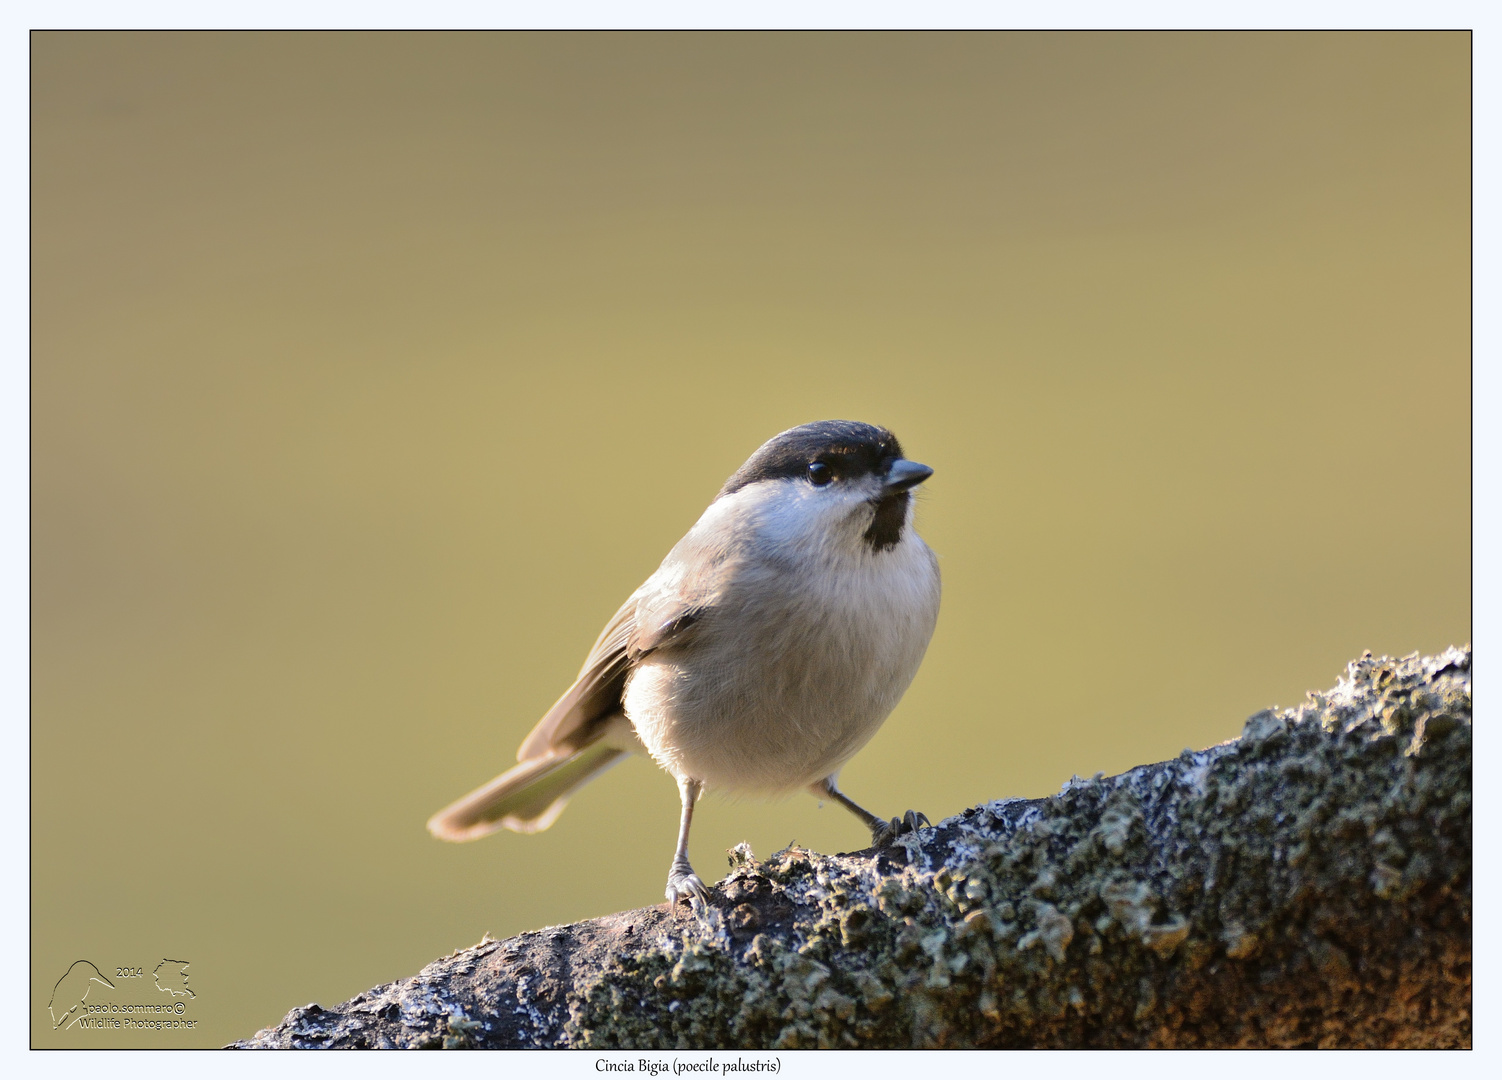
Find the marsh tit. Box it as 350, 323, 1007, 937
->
428, 420, 941, 906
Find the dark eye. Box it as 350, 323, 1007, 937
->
806, 462, 833, 486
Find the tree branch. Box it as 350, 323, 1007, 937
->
236, 647, 1471, 1049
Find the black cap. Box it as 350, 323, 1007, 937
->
718, 420, 905, 499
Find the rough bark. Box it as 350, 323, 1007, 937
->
236, 647, 1472, 1049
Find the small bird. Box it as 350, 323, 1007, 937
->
428, 420, 941, 906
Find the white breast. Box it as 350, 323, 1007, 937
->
623, 479, 941, 795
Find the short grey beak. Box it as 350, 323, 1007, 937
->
884, 458, 934, 492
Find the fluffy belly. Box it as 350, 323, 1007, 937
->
623, 594, 934, 793
624, 668, 878, 792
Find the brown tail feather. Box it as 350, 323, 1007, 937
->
427, 743, 625, 841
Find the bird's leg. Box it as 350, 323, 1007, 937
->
665, 776, 710, 907
810, 776, 930, 848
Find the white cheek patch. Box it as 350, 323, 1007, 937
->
725, 478, 876, 553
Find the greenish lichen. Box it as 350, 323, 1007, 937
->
236, 648, 1470, 1050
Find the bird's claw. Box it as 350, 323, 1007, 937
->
871, 809, 930, 848
666, 864, 710, 908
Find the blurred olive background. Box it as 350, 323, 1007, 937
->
32, 31, 1469, 1047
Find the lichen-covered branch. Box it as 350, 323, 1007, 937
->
236, 647, 1471, 1049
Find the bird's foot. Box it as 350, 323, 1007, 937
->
871, 810, 930, 848
665, 859, 710, 908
